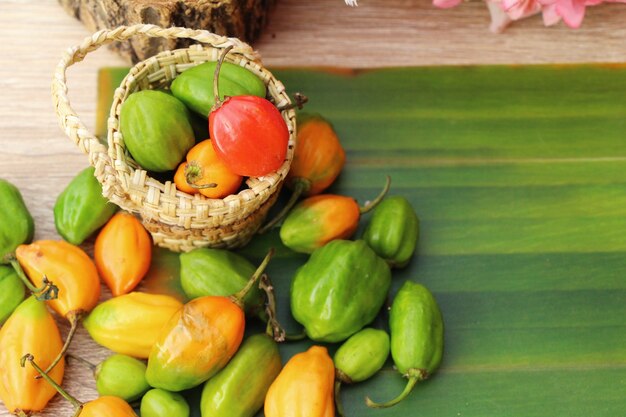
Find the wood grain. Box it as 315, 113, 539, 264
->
1, 0, 626, 416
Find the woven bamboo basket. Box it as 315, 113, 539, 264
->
52, 25, 296, 252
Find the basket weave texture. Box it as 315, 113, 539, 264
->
52, 25, 296, 252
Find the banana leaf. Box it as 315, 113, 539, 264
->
97, 64, 626, 416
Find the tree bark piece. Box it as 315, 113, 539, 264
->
58, 0, 275, 63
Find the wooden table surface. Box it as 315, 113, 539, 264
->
1, 0, 626, 415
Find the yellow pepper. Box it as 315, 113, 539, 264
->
83, 292, 183, 358
264, 345, 335, 417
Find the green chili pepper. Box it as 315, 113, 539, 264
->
95, 354, 150, 402
334, 328, 390, 417
141, 388, 190, 417
120, 90, 195, 172
54, 167, 118, 245
366, 281, 444, 408
291, 240, 391, 342
179, 248, 264, 316
363, 195, 419, 268
171, 61, 266, 117
0, 179, 34, 262
200, 333, 282, 417
0, 265, 26, 324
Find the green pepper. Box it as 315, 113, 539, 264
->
0, 265, 26, 324
363, 195, 419, 268
171, 61, 266, 117
291, 240, 391, 342
180, 248, 264, 316
53, 167, 117, 245
120, 90, 195, 172
0, 179, 34, 262
95, 354, 150, 402
334, 328, 390, 417
200, 333, 282, 417
141, 388, 190, 417
366, 281, 444, 409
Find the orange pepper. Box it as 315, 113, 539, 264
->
280, 176, 391, 254
94, 212, 152, 297
174, 139, 242, 199
21, 354, 137, 417
0, 297, 65, 416
145, 249, 273, 392
259, 114, 346, 233
287, 114, 346, 196
264, 345, 335, 417
15, 240, 101, 374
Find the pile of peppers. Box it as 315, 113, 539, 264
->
0, 47, 445, 417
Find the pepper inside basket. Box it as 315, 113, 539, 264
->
52, 25, 297, 252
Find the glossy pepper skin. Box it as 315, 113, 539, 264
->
366, 281, 444, 409
15, 240, 101, 318
94, 212, 152, 296
291, 240, 391, 342
0, 297, 65, 414
53, 167, 117, 245
145, 295, 245, 391
0, 265, 26, 325
334, 328, 390, 417
80, 396, 138, 417
170, 61, 266, 117
287, 113, 346, 196
264, 345, 335, 417
119, 90, 195, 172
180, 248, 263, 315
174, 139, 243, 199
141, 389, 190, 417
95, 354, 150, 402
0, 179, 34, 262
200, 333, 282, 417
334, 328, 390, 384
363, 196, 419, 268
83, 292, 183, 358
280, 195, 359, 253
145, 249, 273, 392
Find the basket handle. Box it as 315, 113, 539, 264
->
51, 24, 259, 197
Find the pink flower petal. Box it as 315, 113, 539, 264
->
433, 0, 464, 8
556, 0, 586, 28
486, 0, 514, 32
541, 3, 562, 25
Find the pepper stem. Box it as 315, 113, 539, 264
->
212, 45, 234, 111
230, 249, 274, 308
365, 372, 423, 408
36, 311, 82, 378
335, 380, 347, 417
277, 92, 309, 112
8, 257, 59, 301
258, 179, 311, 234
359, 175, 391, 214
184, 162, 218, 190
21, 353, 84, 412
260, 273, 285, 342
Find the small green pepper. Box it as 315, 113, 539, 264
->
0, 265, 26, 324
171, 61, 266, 117
200, 333, 282, 417
334, 328, 390, 417
363, 195, 419, 268
54, 167, 118, 245
141, 388, 190, 417
95, 354, 150, 402
179, 248, 264, 316
0, 179, 34, 262
291, 240, 391, 342
366, 281, 444, 408
120, 90, 195, 172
